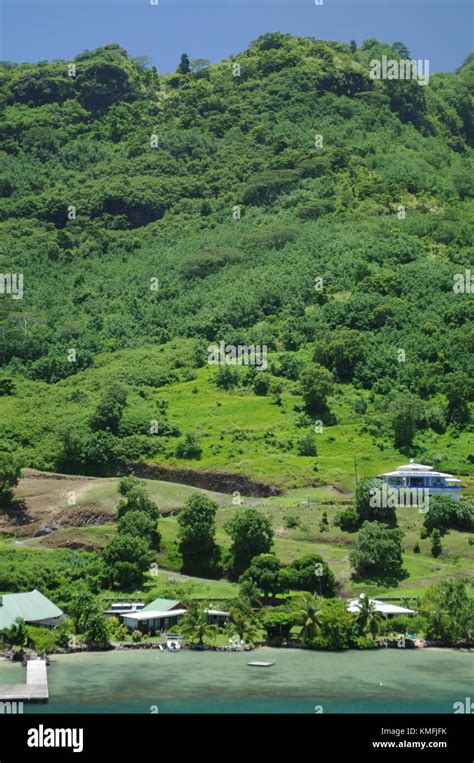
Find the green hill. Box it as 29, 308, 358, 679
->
0, 34, 473, 495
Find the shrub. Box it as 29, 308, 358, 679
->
334, 506, 359, 532
283, 514, 302, 529
297, 431, 317, 456
175, 432, 202, 459
424, 496, 474, 535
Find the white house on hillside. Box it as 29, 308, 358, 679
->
378, 461, 461, 501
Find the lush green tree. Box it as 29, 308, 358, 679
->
389, 392, 425, 450
350, 521, 405, 580
68, 592, 102, 634
62, 592, 108, 646
431, 528, 442, 558
253, 374, 270, 396
83, 612, 111, 646
313, 329, 366, 382
283, 553, 336, 596
176, 53, 191, 75
239, 553, 283, 598
299, 364, 334, 414
227, 607, 259, 646
56, 618, 76, 649
0, 453, 21, 507
180, 603, 217, 645
352, 594, 384, 638
103, 534, 154, 588
215, 365, 239, 390
355, 477, 396, 524
177, 492, 219, 575
392, 41, 410, 58
424, 495, 474, 535
314, 598, 354, 650
238, 578, 262, 607
260, 606, 293, 642
291, 593, 323, 644
444, 372, 471, 426
107, 616, 128, 641
225, 508, 274, 579
118, 476, 144, 497
422, 579, 473, 643
90, 383, 128, 434
75, 46, 142, 114
4, 617, 27, 647
116, 483, 159, 523
118, 509, 161, 550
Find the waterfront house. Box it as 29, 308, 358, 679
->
378, 460, 461, 501
347, 594, 415, 618
121, 608, 188, 634
120, 598, 229, 634
0, 590, 64, 634
121, 598, 187, 633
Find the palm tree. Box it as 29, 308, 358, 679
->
227, 607, 260, 646
230, 597, 254, 618
354, 595, 384, 638
180, 603, 218, 645
426, 609, 449, 641
292, 594, 323, 644
5, 617, 28, 647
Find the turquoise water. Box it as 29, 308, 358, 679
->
0, 648, 472, 714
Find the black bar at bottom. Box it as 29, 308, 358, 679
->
0, 713, 471, 761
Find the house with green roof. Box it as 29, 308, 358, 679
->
141, 598, 184, 613
0, 589, 64, 633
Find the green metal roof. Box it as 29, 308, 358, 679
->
0, 589, 63, 630
141, 598, 182, 613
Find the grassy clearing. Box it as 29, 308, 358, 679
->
149, 366, 473, 493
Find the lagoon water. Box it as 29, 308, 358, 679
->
0, 648, 472, 714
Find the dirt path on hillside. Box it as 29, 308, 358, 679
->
0, 470, 116, 538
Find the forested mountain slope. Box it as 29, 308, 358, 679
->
0, 34, 472, 491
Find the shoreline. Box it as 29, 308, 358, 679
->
4, 640, 472, 662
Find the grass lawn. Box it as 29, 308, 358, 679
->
146, 366, 473, 494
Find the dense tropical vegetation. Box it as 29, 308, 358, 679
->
0, 34, 472, 486
0, 34, 472, 648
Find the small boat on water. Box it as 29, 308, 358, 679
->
247, 661, 275, 667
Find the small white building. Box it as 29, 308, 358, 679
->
103, 602, 145, 616
347, 594, 415, 619
122, 609, 188, 633
120, 597, 229, 634
378, 461, 461, 501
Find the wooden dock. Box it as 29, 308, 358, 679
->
0, 659, 48, 702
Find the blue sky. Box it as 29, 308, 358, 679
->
1, 0, 472, 73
